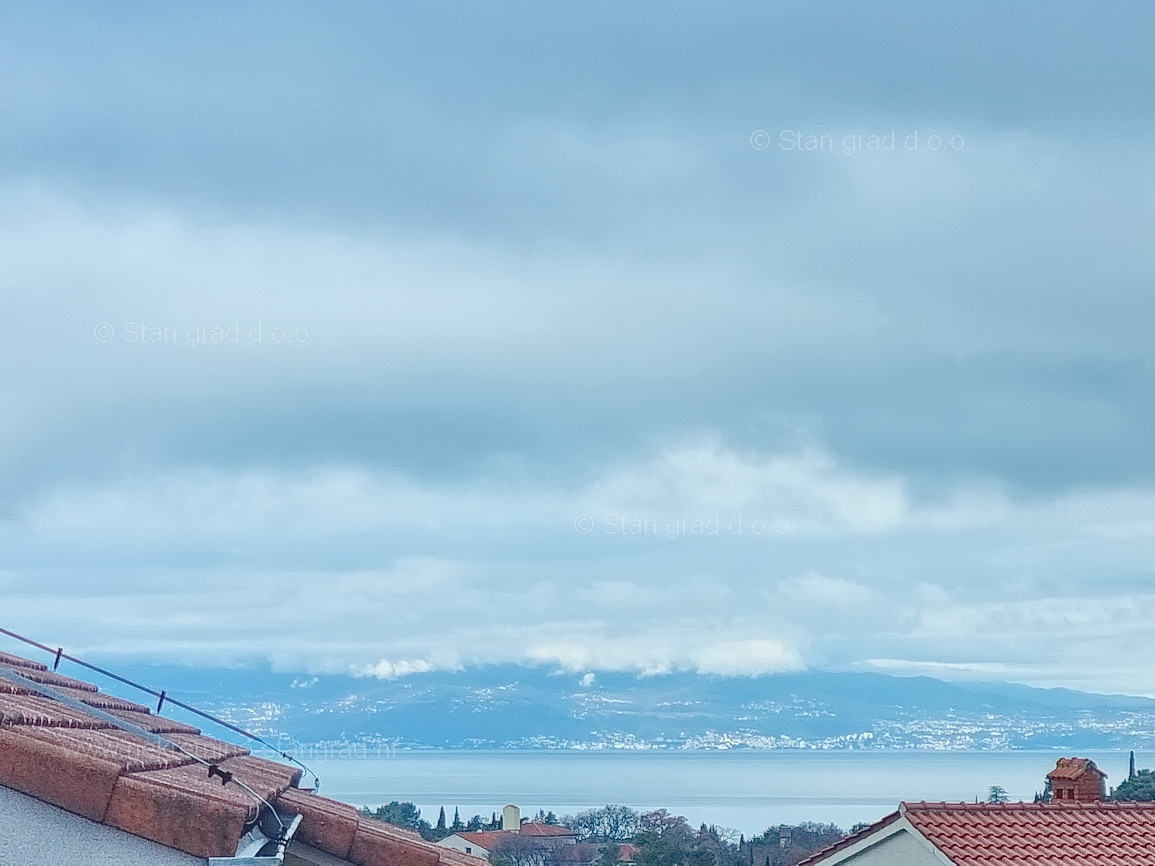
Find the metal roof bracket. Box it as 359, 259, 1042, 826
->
209, 811, 303, 865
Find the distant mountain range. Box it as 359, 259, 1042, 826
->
82, 661, 1155, 753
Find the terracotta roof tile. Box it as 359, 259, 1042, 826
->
105, 707, 202, 734
0, 676, 38, 695
456, 830, 507, 850
0, 661, 99, 692
0, 651, 48, 671
58, 685, 155, 714
519, 823, 578, 837
128, 755, 298, 806
104, 769, 255, 858
351, 820, 443, 866
214, 752, 304, 797
0, 691, 112, 728
103, 755, 304, 857
121, 761, 267, 810
1047, 756, 1107, 780
802, 801, 1155, 866
0, 724, 125, 820
10, 727, 195, 773
275, 788, 489, 866
372, 819, 441, 846
278, 786, 361, 859
166, 731, 251, 763
0, 649, 487, 866
904, 801, 1155, 866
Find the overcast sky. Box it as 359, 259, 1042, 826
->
2, 2, 1155, 695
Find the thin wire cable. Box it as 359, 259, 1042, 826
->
0, 625, 320, 790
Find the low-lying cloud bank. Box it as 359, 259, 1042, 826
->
6, 439, 1155, 694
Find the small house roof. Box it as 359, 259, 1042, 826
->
800, 800, 1155, 866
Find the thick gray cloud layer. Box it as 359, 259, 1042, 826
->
2, 3, 1154, 693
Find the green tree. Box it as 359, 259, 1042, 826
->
638, 810, 694, 841
1033, 778, 1053, 804
361, 801, 434, 839
744, 822, 844, 866
491, 834, 557, 866
987, 786, 1009, 804
1111, 769, 1155, 801
634, 831, 709, 866
565, 805, 643, 841
452, 808, 464, 832
634, 813, 718, 866
366, 802, 421, 830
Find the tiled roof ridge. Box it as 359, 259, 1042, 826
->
903, 799, 1155, 811
453, 823, 577, 846
1047, 756, 1109, 780
903, 797, 1155, 866
1, 648, 486, 866
454, 829, 508, 848
520, 821, 578, 835
0, 650, 50, 671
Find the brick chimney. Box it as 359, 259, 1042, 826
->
1046, 757, 1107, 803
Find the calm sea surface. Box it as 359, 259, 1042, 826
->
271, 750, 1146, 836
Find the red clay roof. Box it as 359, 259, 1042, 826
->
801, 800, 1155, 866
905, 800, 1155, 866
0, 651, 486, 866
455, 823, 576, 849
1047, 756, 1107, 780
456, 830, 509, 850
519, 822, 578, 837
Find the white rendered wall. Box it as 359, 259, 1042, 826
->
438, 834, 491, 858
816, 828, 942, 866
0, 785, 201, 866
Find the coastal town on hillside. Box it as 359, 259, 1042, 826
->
6, 639, 1155, 864
205, 690, 1155, 753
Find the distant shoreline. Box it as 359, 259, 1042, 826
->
253, 744, 1132, 757
286, 749, 1147, 837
